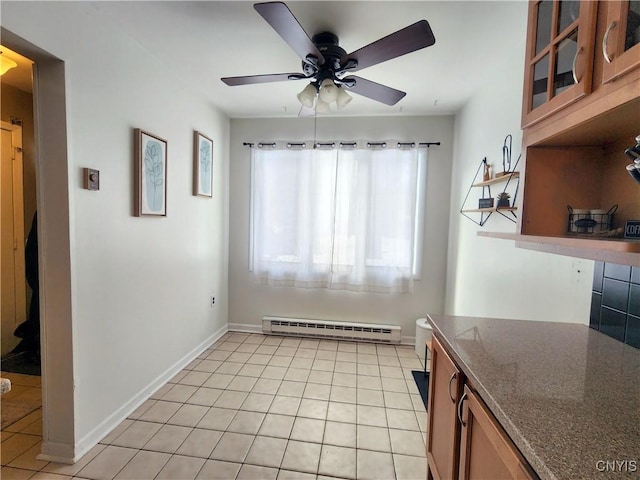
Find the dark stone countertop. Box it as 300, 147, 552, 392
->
427, 314, 640, 480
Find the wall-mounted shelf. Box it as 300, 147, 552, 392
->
461, 207, 518, 214
471, 172, 520, 188
460, 158, 520, 227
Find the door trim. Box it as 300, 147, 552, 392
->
2, 27, 77, 463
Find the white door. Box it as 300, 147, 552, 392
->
1, 122, 26, 355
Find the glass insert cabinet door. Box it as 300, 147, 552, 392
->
601, 0, 640, 83
522, 0, 597, 128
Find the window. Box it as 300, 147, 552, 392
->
250, 141, 427, 293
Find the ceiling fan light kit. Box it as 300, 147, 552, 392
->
296, 79, 352, 112
315, 98, 331, 113
318, 78, 339, 103
297, 83, 317, 108
221, 1, 436, 113
335, 88, 352, 109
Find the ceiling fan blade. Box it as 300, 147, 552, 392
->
221, 73, 305, 86
343, 76, 406, 106
254, 2, 325, 65
340, 20, 435, 72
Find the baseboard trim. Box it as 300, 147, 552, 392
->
401, 335, 417, 346
37, 441, 76, 464
227, 323, 262, 334
55, 324, 228, 464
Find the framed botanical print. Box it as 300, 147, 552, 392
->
134, 128, 167, 217
194, 131, 213, 197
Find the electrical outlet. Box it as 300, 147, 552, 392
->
211, 296, 215, 307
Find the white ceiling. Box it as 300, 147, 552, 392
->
3, 1, 527, 119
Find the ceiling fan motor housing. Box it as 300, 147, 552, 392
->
304, 32, 352, 84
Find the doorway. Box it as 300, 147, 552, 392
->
1, 121, 27, 357
1, 47, 42, 432
0, 46, 37, 362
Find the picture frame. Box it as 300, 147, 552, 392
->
134, 128, 168, 217
193, 131, 213, 197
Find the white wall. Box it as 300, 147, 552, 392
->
229, 116, 454, 340
2, 2, 229, 461
445, 1, 593, 323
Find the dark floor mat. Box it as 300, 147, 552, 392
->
412, 370, 429, 409
1, 351, 41, 376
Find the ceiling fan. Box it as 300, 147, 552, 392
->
221, 2, 436, 112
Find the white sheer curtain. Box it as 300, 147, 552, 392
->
250, 146, 336, 287
250, 141, 426, 293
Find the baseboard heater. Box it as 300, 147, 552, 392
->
262, 316, 401, 344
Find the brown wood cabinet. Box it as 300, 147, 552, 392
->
521, 0, 597, 128
601, 1, 640, 83
426, 334, 463, 480
426, 335, 536, 480
484, 0, 640, 266
458, 386, 535, 480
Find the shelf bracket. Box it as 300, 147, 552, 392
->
461, 210, 492, 226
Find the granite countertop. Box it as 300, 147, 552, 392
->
427, 314, 640, 480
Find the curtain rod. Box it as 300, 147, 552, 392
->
243, 141, 440, 148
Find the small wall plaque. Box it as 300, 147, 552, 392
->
624, 220, 640, 239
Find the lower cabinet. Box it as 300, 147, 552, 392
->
426, 334, 463, 479
426, 334, 537, 480
458, 386, 535, 479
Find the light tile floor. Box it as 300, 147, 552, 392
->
1, 332, 428, 479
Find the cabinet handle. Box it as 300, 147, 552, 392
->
448, 372, 457, 402
457, 392, 468, 426
602, 21, 617, 64
571, 46, 583, 84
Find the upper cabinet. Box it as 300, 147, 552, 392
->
521, 0, 597, 128
601, 1, 640, 83
484, 1, 640, 266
